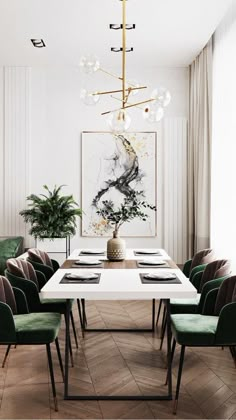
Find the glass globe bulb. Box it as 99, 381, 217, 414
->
143, 104, 164, 123
126, 79, 140, 97
79, 54, 100, 74
151, 87, 171, 107
80, 88, 100, 105
107, 109, 131, 133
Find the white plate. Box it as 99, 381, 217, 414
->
80, 249, 105, 255
144, 272, 176, 280
65, 272, 99, 280
139, 259, 166, 265
75, 259, 102, 265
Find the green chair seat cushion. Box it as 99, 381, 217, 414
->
170, 294, 201, 314
14, 312, 61, 344
171, 314, 218, 346
40, 298, 73, 314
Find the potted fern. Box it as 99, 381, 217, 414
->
20, 185, 82, 254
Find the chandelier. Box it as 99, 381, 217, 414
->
79, 0, 171, 133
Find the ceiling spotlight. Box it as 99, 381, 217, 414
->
31, 39, 46, 48
110, 24, 135, 30
111, 47, 133, 52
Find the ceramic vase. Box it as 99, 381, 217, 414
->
107, 230, 126, 261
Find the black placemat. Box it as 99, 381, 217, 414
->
60, 273, 101, 284
79, 251, 105, 256
134, 250, 162, 256
140, 273, 181, 285
137, 260, 171, 268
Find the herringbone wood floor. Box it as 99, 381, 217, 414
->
1, 300, 236, 419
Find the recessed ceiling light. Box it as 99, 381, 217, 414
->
31, 39, 46, 48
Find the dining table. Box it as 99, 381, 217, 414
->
40, 248, 197, 402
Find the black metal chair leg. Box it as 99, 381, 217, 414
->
2, 344, 11, 368
77, 299, 83, 329
230, 346, 236, 368
81, 299, 87, 326
156, 299, 163, 326
55, 338, 64, 382
70, 311, 79, 348
159, 314, 167, 350
173, 345, 185, 414
161, 305, 166, 327
46, 343, 58, 412
69, 336, 74, 367
63, 314, 74, 366
165, 338, 176, 385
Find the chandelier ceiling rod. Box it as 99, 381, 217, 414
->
122, 0, 126, 109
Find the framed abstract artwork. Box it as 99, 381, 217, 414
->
81, 131, 157, 237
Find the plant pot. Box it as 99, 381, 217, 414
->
35, 237, 70, 262
107, 230, 126, 261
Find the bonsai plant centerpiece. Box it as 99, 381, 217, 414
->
20, 185, 82, 251
96, 194, 156, 261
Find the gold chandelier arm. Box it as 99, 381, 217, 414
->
99, 67, 122, 81
101, 98, 155, 116
125, 88, 131, 104
93, 86, 147, 96
98, 67, 145, 90
110, 95, 143, 110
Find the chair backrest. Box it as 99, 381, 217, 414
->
199, 259, 231, 292
28, 248, 53, 268
190, 248, 215, 272
214, 275, 236, 315
6, 258, 39, 289
0, 275, 17, 314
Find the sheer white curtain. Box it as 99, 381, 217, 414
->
188, 40, 212, 256
211, 2, 236, 271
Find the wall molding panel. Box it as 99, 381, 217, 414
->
162, 117, 188, 263
0, 67, 31, 240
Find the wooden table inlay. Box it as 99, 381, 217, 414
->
61, 259, 178, 270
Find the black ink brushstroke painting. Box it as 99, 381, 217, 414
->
82, 132, 156, 237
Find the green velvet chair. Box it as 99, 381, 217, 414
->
170, 275, 236, 414
170, 259, 231, 314
5, 258, 77, 364
159, 259, 231, 349
0, 275, 62, 411
156, 248, 215, 328
182, 248, 215, 278
27, 248, 60, 281
27, 248, 84, 333
0, 236, 24, 275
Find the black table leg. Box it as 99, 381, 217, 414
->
152, 299, 156, 332
64, 299, 71, 398
64, 299, 172, 401
166, 299, 172, 398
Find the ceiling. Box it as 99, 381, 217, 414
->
0, 0, 232, 68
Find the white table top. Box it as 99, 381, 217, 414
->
40, 248, 196, 300
68, 248, 171, 260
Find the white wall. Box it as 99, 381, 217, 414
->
0, 65, 189, 263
